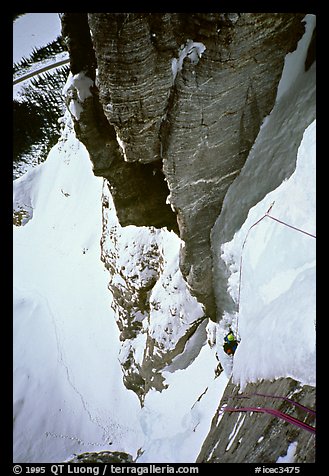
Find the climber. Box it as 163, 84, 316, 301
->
223, 329, 239, 356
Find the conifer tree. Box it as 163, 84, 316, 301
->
13, 21, 69, 176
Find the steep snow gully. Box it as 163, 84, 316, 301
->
13, 13, 315, 464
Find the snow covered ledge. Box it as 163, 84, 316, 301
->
210, 14, 316, 391
223, 120, 316, 390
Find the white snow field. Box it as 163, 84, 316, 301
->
211, 14, 316, 390
13, 122, 144, 462
13, 116, 228, 463
13, 14, 315, 463
219, 119, 316, 390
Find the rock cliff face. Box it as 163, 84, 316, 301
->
61, 12, 305, 320
61, 13, 315, 462
100, 184, 207, 403
197, 377, 315, 463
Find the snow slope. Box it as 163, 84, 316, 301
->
211, 14, 316, 391
220, 119, 316, 389
13, 119, 144, 462
13, 114, 315, 463
13, 116, 227, 463
138, 347, 227, 463
13, 14, 315, 464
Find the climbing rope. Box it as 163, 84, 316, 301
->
236, 392, 316, 416
221, 391, 316, 434
235, 201, 316, 338
220, 405, 315, 434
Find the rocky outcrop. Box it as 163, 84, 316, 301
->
210, 20, 316, 320
197, 377, 315, 463
61, 13, 178, 232
100, 184, 206, 404
66, 450, 133, 463
61, 13, 306, 320
59, 12, 316, 463
160, 13, 306, 319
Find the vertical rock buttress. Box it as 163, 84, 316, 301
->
61, 13, 305, 320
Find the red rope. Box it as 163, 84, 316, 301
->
236, 392, 316, 416
226, 205, 316, 434
221, 406, 316, 434
236, 201, 316, 337
265, 213, 316, 238
237, 213, 268, 313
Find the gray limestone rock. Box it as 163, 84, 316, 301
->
60, 14, 315, 460
62, 12, 306, 320
66, 450, 133, 463
100, 186, 207, 403
197, 377, 315, 463
160, 13, 306, 319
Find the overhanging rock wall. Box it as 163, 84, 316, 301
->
62, 12, 306, 320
